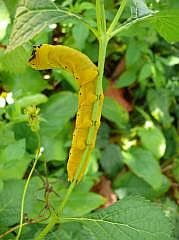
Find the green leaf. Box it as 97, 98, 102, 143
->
113, 172, 171, 200
172, 158, 179, 183
152, 10, 179, 43
137, 121, 166, 159
0, 0, 10, 41
0, 139, 31, 180
1, 46, 29, 73
40, 91, 78, 137
102, 97, 129, 129
63, 191, 105, 218
115, 67, 137, 88
122, 147, 163, 189
126, 39, 141, 67
16, 94, 48, 108
0, 177, 44, 226
147, 89, 173, 128
7, 0, 74, 50
0, 179, 24, 225
100, 144, 123, 177
0, 124, 15, 147
62, 196, 173, 240
41, 126, 71, 162
72, 21, 89, 50
1, 69, 48, 94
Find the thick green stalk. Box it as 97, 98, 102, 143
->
16, 133, 41, 240
96, 0, 106, 34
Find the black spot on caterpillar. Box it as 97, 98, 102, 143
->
28, 44, 104, 181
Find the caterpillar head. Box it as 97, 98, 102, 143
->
28, 44, 51, 70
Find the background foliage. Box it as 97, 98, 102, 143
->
0, 0, 178, 239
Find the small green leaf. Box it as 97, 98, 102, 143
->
102, 97, 129, 129
147, 89, 173, 127
40, 91, 78, 137
62, 196, 173, 240
126, 39, 141, 67
137, 121, 166, 159
122, 147, 163, 189
153, 10, 179, 42
115, 67, 137, 88
100, 144, 123, 177
72, 22, 89, 50
113, 172, 171, 200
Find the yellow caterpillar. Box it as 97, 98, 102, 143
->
28, 44, 103, 181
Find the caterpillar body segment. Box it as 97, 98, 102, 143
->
29, 44, 103, 181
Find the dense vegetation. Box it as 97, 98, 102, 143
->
0, 0, 178, 239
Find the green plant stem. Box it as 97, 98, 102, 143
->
107, 0, 127, 35
96, 0, 106, 34
109, 13, 154, 39
16, 132, 41, 240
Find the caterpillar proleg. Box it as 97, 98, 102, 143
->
29, 44, 104, 181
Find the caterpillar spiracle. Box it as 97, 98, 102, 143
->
28, 44, 104, 181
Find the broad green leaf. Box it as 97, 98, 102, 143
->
102, 97, 129, 129
113, 172, 171, 200
0, 139, 32, 180
0, 0, 10, 40
62, 196, 173, 240
147, 89, 173, 127
1, 46, 29, 73
7, 0, 74, 50
100, 144, 123, 177
122, 147, 163, 189
137, 121, 166, 159
1, 69, 48, 94
63, 191, 105, 217
40, 91, 78, 137
0, 179, 24, 225
152, 10, 179, 42
0, 177, 44, 226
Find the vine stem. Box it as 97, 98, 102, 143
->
16, 132, 41, 240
